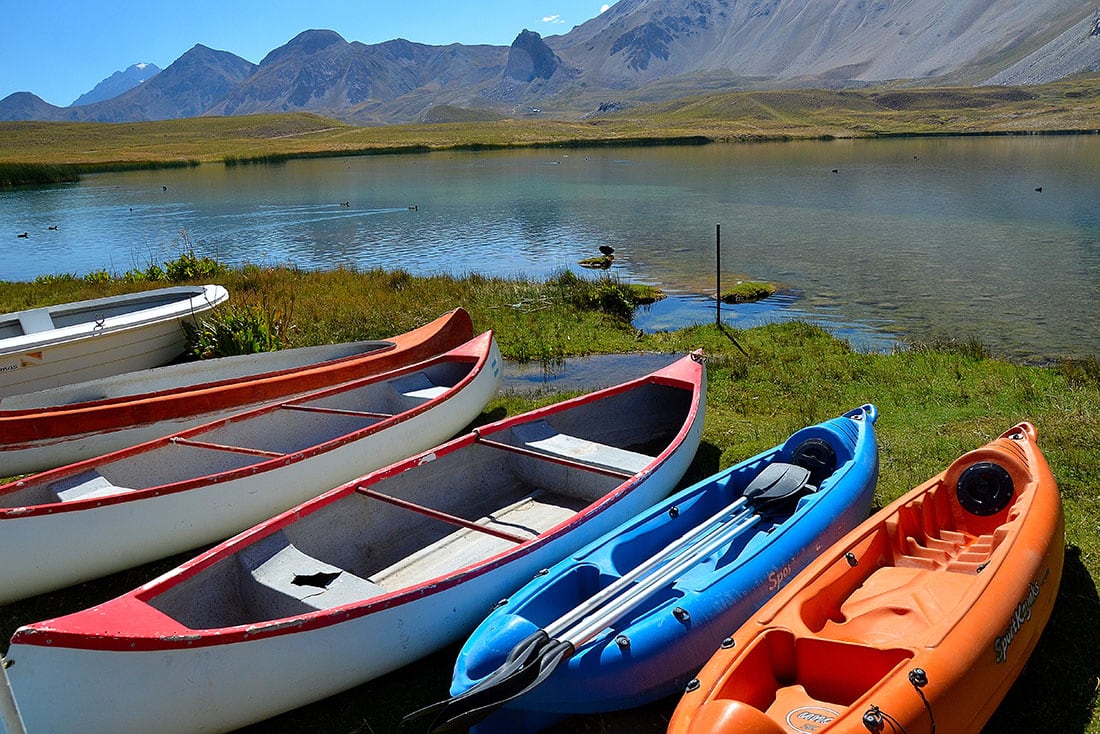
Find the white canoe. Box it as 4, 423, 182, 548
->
0, 284, 229, 398
0, 331, 501, 604
4, 351, 705, 734
0, 308, 474, 476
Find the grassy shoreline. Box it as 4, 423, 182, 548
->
2, 266, 1098, 731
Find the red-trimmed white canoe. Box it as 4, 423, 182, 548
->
0, 284, 229, 398
0, 308, 474, 476
0, 331, 501, 604
668, 423, 1064, 734
4, 351, 705, 734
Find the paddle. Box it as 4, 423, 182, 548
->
401, 461, 816, 733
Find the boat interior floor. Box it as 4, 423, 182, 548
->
161, 424, 660, 626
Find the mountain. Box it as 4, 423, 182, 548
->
551, 0, 1100, 88
0, 92, 64, 122
207, 30, 506, 122
77, 45, 257, 122
71, 63, 162, 106
3, 0, 1099, 124
0, 45, 254, 123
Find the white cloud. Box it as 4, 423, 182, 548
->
600, 4, 611, 11
543, 14, 565, 24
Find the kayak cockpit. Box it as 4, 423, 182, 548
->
798, 435, 1036, 646
687, 630, 914, 733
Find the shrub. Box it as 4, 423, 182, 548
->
164, 250, 226, 282
184, 304, 292, 359
82, 269, 112, 284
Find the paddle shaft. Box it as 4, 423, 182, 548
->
560, 512, 762, 648
543, 495, 752, 639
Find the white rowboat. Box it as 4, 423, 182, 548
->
0, 284, 228, 398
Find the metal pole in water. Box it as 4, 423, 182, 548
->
0, 657, 26, 734
715, 223, 721, 326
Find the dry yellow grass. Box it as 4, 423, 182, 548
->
2, 78, 1098, 173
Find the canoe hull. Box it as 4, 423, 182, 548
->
669, 423, 1064, 734
5, 451, 693, 734
0, 285, 228, 398
5, 353, 706, 734
0, 308, 473, 475
0, 333, 501, 603
449, 406, 879, 731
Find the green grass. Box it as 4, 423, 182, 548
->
0, 265, 1097, 731
720, 280, 776, 303
1, 77, 1098, 177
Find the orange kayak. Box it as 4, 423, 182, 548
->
669, 422, 1064, 734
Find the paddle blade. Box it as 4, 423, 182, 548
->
401, 639, 574, 734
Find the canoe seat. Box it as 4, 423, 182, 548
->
241, 540, 387, 616
17, 308, 54, 335
364, 490, 586, 591
53, 471, 133, 502
390, 371, 450, 401
511, 420, 652, 474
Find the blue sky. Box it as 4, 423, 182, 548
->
1, 1, 615, 107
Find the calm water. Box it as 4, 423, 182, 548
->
3, 137, 1098, 360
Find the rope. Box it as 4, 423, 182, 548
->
862, 668, 936, 734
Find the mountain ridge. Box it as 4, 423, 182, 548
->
3, 0, 1099, 125
71, 63, 162, 107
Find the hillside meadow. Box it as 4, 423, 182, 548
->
0, 266, 1097, 732
1, 77, 1099, 183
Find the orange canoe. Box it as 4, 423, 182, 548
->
669, 422, 1064, 734
0, 308, 472, 476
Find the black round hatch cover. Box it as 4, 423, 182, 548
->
956, 461, 1014, 516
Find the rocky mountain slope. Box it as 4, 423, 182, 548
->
71, 63, 162, 107
3, 0, 1099, 124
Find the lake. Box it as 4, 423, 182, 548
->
2, 136, 1098, 360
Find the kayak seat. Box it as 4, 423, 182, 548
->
239, 536, 386, 617
17, 308, 54, 335
510, 419, 653, 475
53, 470, 134, 502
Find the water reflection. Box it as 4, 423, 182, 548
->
2, 137, 1097, 359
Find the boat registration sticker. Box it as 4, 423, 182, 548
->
786, 705, 839, 732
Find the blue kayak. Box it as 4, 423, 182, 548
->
415, 405, 879, 733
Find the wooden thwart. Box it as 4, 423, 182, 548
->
169, 437, 285, 459
355, 486, 530, 544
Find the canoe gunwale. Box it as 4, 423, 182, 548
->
0, 308, 471, 454
0, 340, 397, 417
